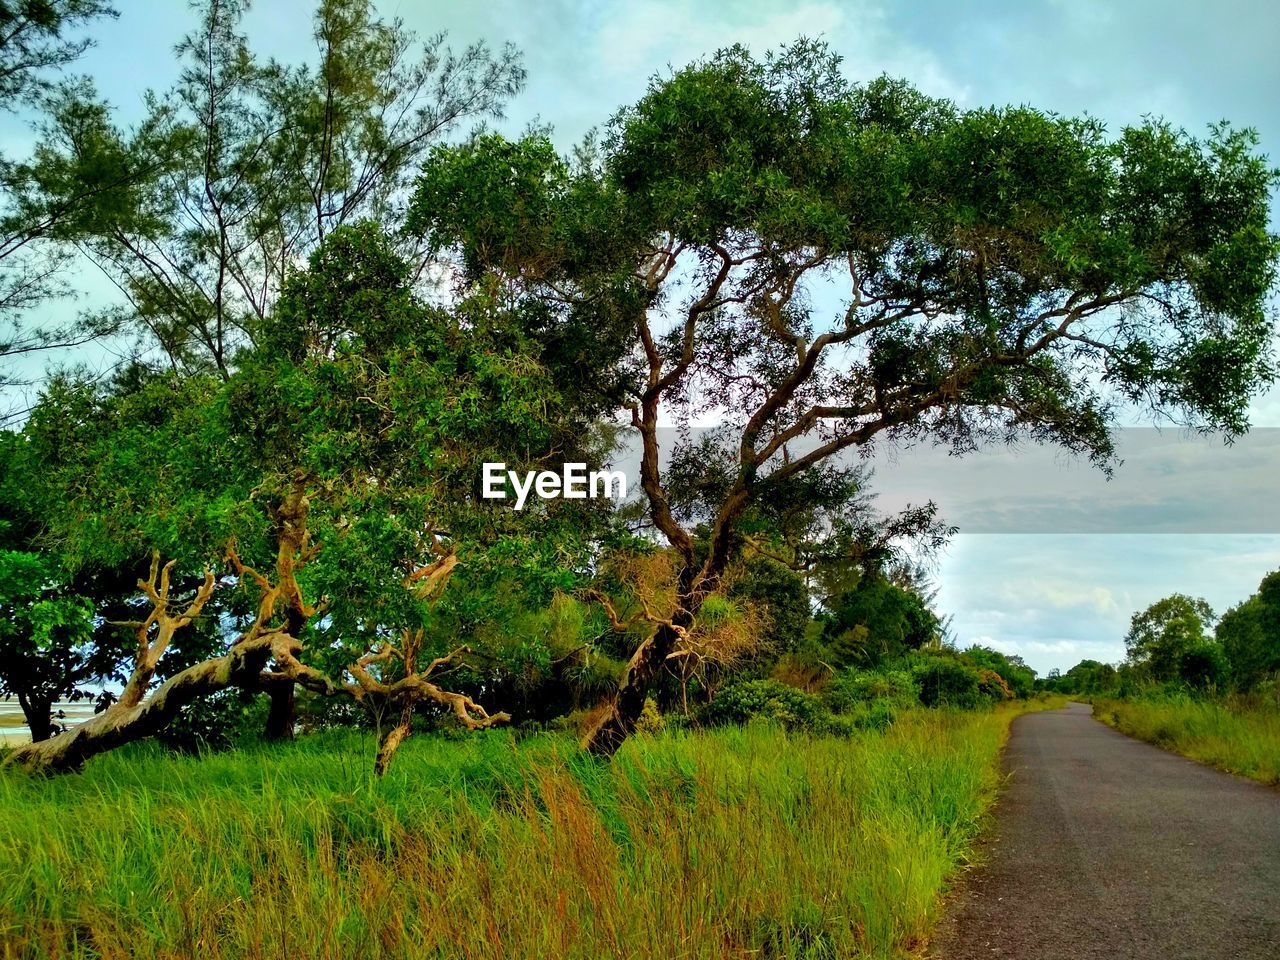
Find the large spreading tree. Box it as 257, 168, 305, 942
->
409, 41, 1279, 755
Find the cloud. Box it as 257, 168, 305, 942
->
1001, 581, 1120, 617
937, 533, 1280, 674
594, 1, 846, 76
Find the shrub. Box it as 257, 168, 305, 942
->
703, 679, 826, 731
158, 688, 269, 753
977, 668, 1014, 702
635, 697, 665, 734
824, 668, 917, 714
833, 699, 900, 733
912, 656, 982, 709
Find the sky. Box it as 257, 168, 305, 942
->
8, 0, 1280, 674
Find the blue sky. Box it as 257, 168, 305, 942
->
10, 0, 1280, 674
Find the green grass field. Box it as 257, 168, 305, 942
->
0, 703, 1058, 960
1094, 696, 1280, 787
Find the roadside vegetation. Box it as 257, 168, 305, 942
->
1092, 695, 1280, 786
0, 703, 1062, 960
1048, 568, 1280, 787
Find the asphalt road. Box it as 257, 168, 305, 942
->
931, 701, 1280, 960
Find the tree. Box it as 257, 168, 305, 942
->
823, 572, 940, 668
4, 222, 623, 773
728, 556, 809, 655
7, 0, 528, 732
0, 428, 155, 738
0, 1, 115, 104
0, 549, 95, 741
961, 645, 1036, 699
1048, 658, 1118, 695
1125, 594, 1219, 685
410, 41, 1278, 754
23, 0, 524, 381
0, 1, 128, 405
1216, 571, 1280, 690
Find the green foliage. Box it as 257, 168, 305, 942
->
823, 668, 917, 714
414, 37, 1274, 753
911, 654, 983, 709
1125, 594, 1223, 688
2, 216, 633, 755
1042, 659, 1119, 696
5, 28, 1277, 761
156, 688, 269, 754
975, 668, 1014, 702
702, 679, 827, 732
729, 557, 809, 654
410, 48, 1279, 694
0, 2, 133, 387
0, 549, 97, 733
0, 1, 117, 105
634, 697, 664, 734
823, 573, 940, 668
1216, 571, 1280, 691
19, 0, 525, 377
962, 645, 1036, 699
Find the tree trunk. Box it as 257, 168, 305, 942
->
17, 694, 55, 743
3, 634, 281, 774
264, 679, 296, 741
584, 613, 693, 757
374, 703, 414, 776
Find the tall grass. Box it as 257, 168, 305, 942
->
0, 704, 1049, 960
1094, 695, 1280, 786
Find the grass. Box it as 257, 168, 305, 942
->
1094, 695, 1280, 787
0, 701, 1058, 960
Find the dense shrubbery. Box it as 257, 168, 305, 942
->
702, 680, 827, 731
701, 644, 1037, 738
823, 667, 917, 714
913, 656, 982, 709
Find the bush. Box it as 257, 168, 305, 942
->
703, 679, 826, 731
962, 645, 1036, 698
823, 668, 917, 714
912, 656, 983, 709
1177, 642, 1228, 690
635, 697, 665, 734
833, 699, 900, 733
158, 688, 268, 753
976, 668, 1014, 702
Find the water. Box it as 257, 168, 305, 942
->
0, 700, 99, 743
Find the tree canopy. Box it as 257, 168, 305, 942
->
409, 40, 1278, 752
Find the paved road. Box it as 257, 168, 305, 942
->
932, 702, 1280, 960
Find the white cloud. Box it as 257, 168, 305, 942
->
590, 0, 968, 102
